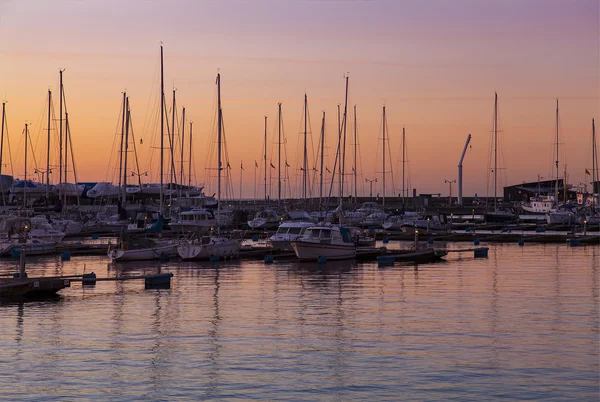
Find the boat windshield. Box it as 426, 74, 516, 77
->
307, 228, 331, 239
276, 227, 289, 234
288, 227, 303, 235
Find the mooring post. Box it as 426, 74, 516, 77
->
19, 243, 26, 279
414, 228, 419, 249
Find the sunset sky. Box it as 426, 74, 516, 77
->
0, 0, 598, 199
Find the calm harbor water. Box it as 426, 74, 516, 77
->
0, 242, 598, 401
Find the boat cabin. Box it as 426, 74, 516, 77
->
133, 211, 160, 229
179, 209, 215, 222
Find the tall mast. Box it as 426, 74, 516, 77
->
159, 45, 164, 214
170, 89, 176, 209
402, 126, 406, 206
353, 104, 357, 204
118, 92, 126, 199
341, 76, 349, 202
263, 115, 267, 203
493, 92, 498, 211
319, 111, 325, 209
592, 118, 596, 210
180, 107, 185, 198
382, 106, 386, 206
64, 111, 69, 206
554, 99, 559, 208
188, 122, 192, 188
277, 102, 282, 204
303, 94, 308, 201
59, 70, 63, 199
46, 90, 52, 200
337, 104, 341, 199
216, 73, 222, 234
24, 123, 28, 209
122, 97, 130, 205
0, 102, 5, 202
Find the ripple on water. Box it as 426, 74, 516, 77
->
0, 243, 597, 401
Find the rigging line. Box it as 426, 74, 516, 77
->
104, 95, 125, 185
2, 103, 15, 176
385, 115, 395, 196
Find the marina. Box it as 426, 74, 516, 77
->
1, 0, 598, 399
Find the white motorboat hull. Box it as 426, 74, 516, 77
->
177, 239, 240, 261
108, 243, 178, 261
290, 240, 356, 261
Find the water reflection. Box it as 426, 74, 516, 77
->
206, 267, 222, 400
0, 243, 597, 400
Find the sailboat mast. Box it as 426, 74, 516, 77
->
180, 107, 185, 198
188, 122, 192, 188
353, 104, 357, 204
122, 97, 130, 205
303, 94, 308, 201
159, 46, 164, 214
24, 123, 28, 209
58, 70, 63, 200
170, 89, 176, 209
555, 99, 559, 208
46, 90, 52, 199
341, 76, 349, 202
0, 102, 4, 194
263, 115, 267, 203
493, 92, 498, 211
217, 73, 222, 234
402, 126, 406, 206
118, 92, 126, 197
64, 112, 69, 203
592, 118, 596, 210
382, 106, 386, 207
278, 103, 282, 204
319, 111, 325, 209
337, 104, 341, 199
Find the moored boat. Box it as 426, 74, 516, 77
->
290, 225, 356, 261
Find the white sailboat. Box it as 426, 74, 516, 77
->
177, 72, 240, 261
108, 46, 177, 261
546, 100, 576, 225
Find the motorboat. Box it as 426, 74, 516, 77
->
269, 221, 314, 251
168, 208, 218, 233
401, 214, 450, 234
362, 211, 390, 228
520, 196, 555, 214
290, 225, 356, 261
177, 235, 240, 260
382, 213, 417, 231
28, 217, 66, 242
